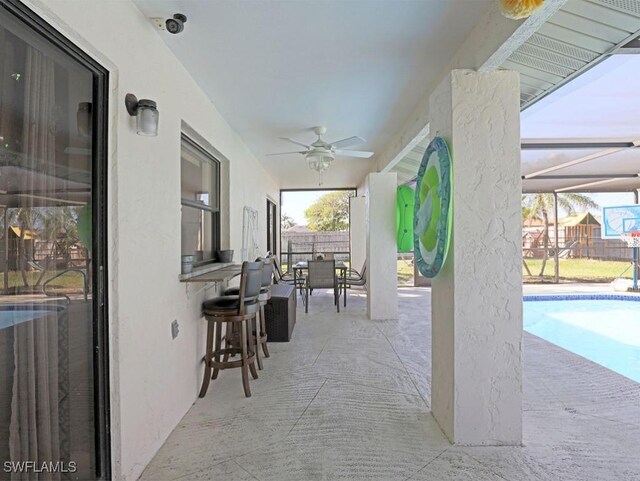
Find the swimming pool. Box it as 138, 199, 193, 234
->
524, 295, 640, 383
0, 304, 65, 330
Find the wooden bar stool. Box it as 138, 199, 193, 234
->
225, 257, 272, 370
199, 261, 263, 398
256, 257, 273, 365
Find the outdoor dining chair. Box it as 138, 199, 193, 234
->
305, 259, 340, 313
273, 255, 306, 299
346, 261, 366, 282
339, 262, 366, 307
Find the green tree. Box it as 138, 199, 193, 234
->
304, 191, 352, 231
0, 206, 82, 287
15, 208, 41, 286
522, 193, 598, 277
41, 207, 80, 265
281, 213, 297, 230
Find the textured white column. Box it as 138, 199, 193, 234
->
366, 173, 398, 320
430, 70, 523, 445
350, 196, 367, 274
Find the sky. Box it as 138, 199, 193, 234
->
590, 192, 636, 214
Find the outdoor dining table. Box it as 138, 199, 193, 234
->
293, 260, 348, 302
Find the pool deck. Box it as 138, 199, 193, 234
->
141, 286, 640, 481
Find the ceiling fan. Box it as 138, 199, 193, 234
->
266, 126, 374, 185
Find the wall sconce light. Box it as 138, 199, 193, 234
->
77, 102, 92, 138
125, 93, 159, 137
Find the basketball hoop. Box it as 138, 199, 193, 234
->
621, 230, 640, 248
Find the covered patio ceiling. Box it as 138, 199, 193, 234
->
133, 0, 640, 193
132, 0, 493, 188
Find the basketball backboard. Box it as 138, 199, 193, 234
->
602, 205, 640, 239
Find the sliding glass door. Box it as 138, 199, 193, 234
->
267, 199, 277, 255
0, 1, 109, 479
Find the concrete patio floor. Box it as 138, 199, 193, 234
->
141, 286, 640, 481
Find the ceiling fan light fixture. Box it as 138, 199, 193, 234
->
267, 126, 374, 186
306, 150, 334, 185
306, 150, 334, 171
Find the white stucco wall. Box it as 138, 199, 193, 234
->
349, 196, 366, 274
430, 69, 523, 445
429, 75, 455, 438
22, 1, 280, 479
365, 172, 398, 320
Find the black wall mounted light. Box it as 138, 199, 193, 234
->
125, 93, 159, 137
77, 102, 92, 138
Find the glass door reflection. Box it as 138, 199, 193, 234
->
0, 5, 107, 480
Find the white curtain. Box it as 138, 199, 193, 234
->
8, 45, 61, 481
9, 314, 60, 481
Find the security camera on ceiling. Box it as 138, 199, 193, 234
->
165, 13, 187, 34
150, 14, 187, 34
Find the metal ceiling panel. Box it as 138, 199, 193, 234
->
597, 0, 640, 16
564, 0, 640, 31
390, 136, 430, 185
502, 0, 640, 110
509, 51, 576, 77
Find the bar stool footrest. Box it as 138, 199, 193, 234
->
209, 352, 256, 370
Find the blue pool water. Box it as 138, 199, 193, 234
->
0, 310, 52, 329
524, 296, 640, 383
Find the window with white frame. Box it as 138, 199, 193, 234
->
181, 134, 220, 265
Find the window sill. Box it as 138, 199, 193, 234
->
178, 262, 235, 281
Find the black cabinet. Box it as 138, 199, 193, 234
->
264, 283, 296, 342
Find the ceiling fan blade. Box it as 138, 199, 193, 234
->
330, 136, 366, 149
265, 151, 306, 157
278, 137, 311, 149
334, 149, 374, 158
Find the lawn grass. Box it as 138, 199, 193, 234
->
2, 270, 86, 290
523, 258, 635, 282
287, 257, 635, 286
405, 257, 636, 284
397, 260, 414, 285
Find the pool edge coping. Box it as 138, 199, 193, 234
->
524, 294, 640, 302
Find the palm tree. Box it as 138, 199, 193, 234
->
522, 193, 599, 277
281, 213, 297, 230
521, 195, 539, 226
